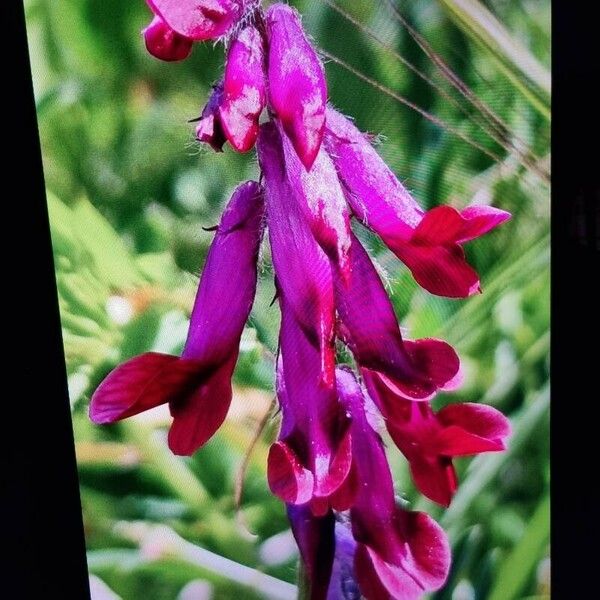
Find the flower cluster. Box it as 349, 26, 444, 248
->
91, 2, 511, 598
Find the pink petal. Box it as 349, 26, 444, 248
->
266, 4, 327, 169
143, 16, 193, 62
267, 440, 315, 505
457, 206, 512, 243
435, 402, 511, 456
314, 426, 353, 499
148, 0, 242, 41
355, 510, 451, 600
89, 352, 203, 424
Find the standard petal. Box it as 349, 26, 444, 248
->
268, 441, 315, 505
266, 3, 327, 169
143, 16, 193, 62
148, 0, 242, 41
456, 205, 512, 243
89, 352, 203, 424
219, 24, 266, 152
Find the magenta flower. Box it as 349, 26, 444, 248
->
89, 181, 264, 455
336, 368, 451, 600
196, 24, 266, 152
365, 373, 511, 506
266, 3, 328, 169
91, 3, 513, 597
325, 107, 510, 298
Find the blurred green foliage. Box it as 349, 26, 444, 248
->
26, 0, 549, 598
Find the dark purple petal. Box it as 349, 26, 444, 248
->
218, 24, 266, 152
266, 3, 327, 169
257, 123, 335, 368
334, 234, 460, 400
143, 16, 193, 62
196, 84, 227, 152
287, 504, 336, 600
147, 0, 243, 41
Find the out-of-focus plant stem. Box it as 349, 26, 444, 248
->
438, 0, 551, 119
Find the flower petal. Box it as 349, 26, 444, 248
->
334, 235, 460, 400
89, 352, 203, 424
325, 107, 510, 298
268, 441, 315, 505
355, 510, 451, 600
148, 0, 242, 41
218, 24, 266, 152
266, 3, 327, 169
167, 356, 236, 455
456, 205, 512, 243
287, 504, 336, 600
258, 123, 335, 358
435, 402, 511, 455
277, 123, 352, 273
143, 16, 193, 62
183, 180, 264, 361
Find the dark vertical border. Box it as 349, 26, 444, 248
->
7, 2, 90, 597
552, 1, 599, 597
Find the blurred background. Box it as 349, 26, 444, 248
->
25, 0, 550, 598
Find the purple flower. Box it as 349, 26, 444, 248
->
92, 4, 514, 597
143, 16, 193, 62
266, 3, 328, 169
325, 107, 511, 297
89, 181, 264, 455
365, 373, 511, 506
196, 24, 266, 152
336, 368, 451, 600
